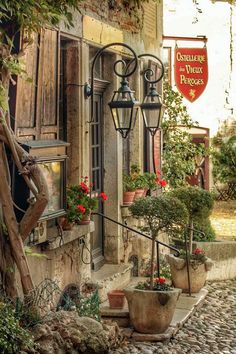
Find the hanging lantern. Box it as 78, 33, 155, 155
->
140, 85, 164, 136
108, 79, 139, 138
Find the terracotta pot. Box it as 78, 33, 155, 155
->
166, 254, 214, 293
78, 214, 91, 225
58, 217, 74, 231
134, 189, 145, 200
108, 290, 125, 309
123, 191, 135, 205
124, 286, 181, 334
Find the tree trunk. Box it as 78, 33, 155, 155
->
0, 223, 18, 299
0, 41, 49, 300
189, 219, 193, 254
150, 231, 156, 290
0, 143, 34, 295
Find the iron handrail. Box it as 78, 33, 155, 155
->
93, 212, 206, 297
92, 211, 180, 283
92, 211, 180, 255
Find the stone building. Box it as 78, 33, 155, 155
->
10, 1, 166, 302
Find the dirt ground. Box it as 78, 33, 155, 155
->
210, 200, 236, 240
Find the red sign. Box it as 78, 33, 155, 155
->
174, 47, 208, 102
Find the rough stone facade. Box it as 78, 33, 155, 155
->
13, 0, 165, 300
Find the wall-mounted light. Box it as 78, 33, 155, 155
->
108, 79, 139, 138
85, 42, 165, 139
84, 42, 165, 172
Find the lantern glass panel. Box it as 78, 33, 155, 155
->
141, 94, 163, 132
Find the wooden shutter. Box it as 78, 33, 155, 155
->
15, 29, 59, 141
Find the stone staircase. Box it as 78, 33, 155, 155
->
91, 263, 133, 303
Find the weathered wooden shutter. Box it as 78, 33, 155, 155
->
15, 29, 59, 141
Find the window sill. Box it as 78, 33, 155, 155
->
47, 221, 95, 250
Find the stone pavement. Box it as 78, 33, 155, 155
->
110, 279, 236, 354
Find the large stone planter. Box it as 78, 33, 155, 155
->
123, 286, 181, 334
166, 254, 214, 293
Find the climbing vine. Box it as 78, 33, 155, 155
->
162, 82, 206, 189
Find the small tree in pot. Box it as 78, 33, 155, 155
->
167, 186, 214, 293
123, 195, 189, 334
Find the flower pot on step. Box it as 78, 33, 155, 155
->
124, 286, 181, 334
108, 290, 125, 309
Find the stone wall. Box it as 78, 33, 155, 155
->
17, 224, 94, 303
193, 241, 236, 281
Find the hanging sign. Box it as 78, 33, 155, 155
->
174, 47, 208, 102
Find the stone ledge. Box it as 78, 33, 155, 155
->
47, 222, 95, 250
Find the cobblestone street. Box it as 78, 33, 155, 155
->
111, 279, 236, 354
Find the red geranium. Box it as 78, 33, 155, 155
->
77, 204, 86, 214
80, 182, 89, 194
99, 192, 108, 201
193, 248, 204, 255
155, 277, 166, 284
159, 179, 167, 188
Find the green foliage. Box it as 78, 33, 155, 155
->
179, 248, 207, 265
162, 83, 206, 188
140, 256, 171, 279
77, 289, 100, 322
192, 217, 216, 242
123, 174, 136, 192
24, 246, 48, 258
170, 186, 215, 220
0, 0, 84, 38
212, 135, 236, 184
15, 298, 42, 329
136, 279, 172, 291
58, 288, 100, 322
0, 302, 36, 353
143, 172, 157, 191
130, 195, 189, 237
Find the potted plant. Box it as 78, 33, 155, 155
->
166, 247, 213, 293
167, 186, 214, 293
61, 177, 108, 229
123, 195, 189, 334
123, 174, 136, 205
129, 164, 147, 199
143, 171, 168, 195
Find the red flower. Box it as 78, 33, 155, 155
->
155, 277, 166, 284
77, 204, 86, 214
193, 248, 204, 255
159, 277, 166, 284
159, 179, 167, 188
99, 192, 108, 201
80, 182, 89, 194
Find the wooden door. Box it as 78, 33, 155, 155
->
91, 93, 105, 271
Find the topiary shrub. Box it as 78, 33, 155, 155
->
193, 217, 216, 242
129, 195, 189, 289
0, 302, 36, 354
171, 186, 215, 249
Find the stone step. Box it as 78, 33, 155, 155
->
91, 263, 133, 303
100, 278, 208, 342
